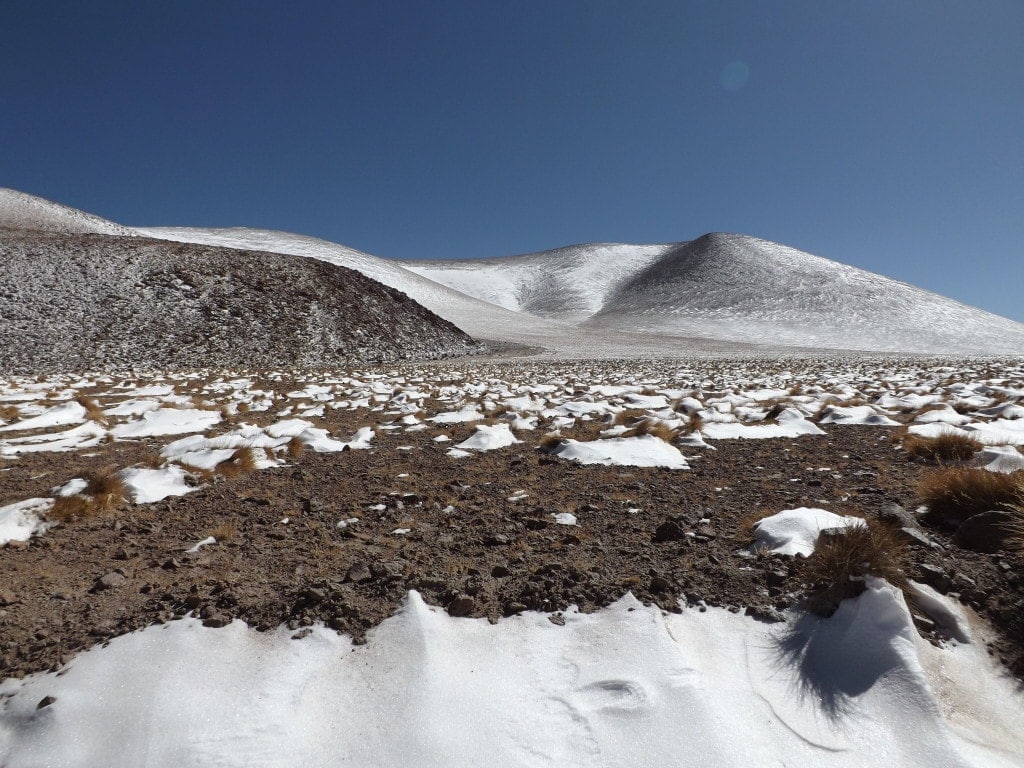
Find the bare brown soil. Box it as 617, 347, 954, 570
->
2, 408, 1021, 682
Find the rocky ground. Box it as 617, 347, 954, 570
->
0, 231, 480, 375
1, 370, 1021, 682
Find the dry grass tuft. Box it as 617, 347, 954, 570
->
74, 395, 108, 424
215, 448, 258, 478
918, 467, 1024, 527
903, 433, 983, 463
538, 433, 565, 451
48, 494, 89, 523
1005, 501, 1024, 552
681, 413, 703, 436
804, 522, 905, 614
622, 419, 679, 441
0, 404, 22, 422
286, 436, 305, 459
83, 466, 127, 512
210, 522, 239, 541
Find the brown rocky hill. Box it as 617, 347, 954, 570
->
0, 231, 480, 374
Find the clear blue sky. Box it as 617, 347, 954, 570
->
3, 1, 1022, 321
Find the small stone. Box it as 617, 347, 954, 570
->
447, 595, 475, 617
36, 696, 57, 710
652, 520, 686, 543
161, 558, 181, 570
303, 587, 327, 604
650, 576, 671, 593
345, 563, 372, 583
491, 565, 510, 578
548, 614, 566, 626
0, 589, 16, 606
879, 502, 919, 529
112, 547, 130, 561
504, 601, 528, 615
900, 527, 936, 548
93, 572, 127, 591
483, 533, 510, 546
6, 540, 28, 550
917, 563, 951, 593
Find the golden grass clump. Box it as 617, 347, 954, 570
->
0, 404, 22, 422
210, 522, 239, 541
538, 433, 565, 451
48, 494, 89, 523
74, 395, 108, 424
83, 466, 128, 512
681, 413, 703, 436
804, 522, 905, 614
286, 435, 305, 459
214, 447, 258, 478
903, 433, 983, 463
918, 467, 1024, 527
621, 419, 679, 442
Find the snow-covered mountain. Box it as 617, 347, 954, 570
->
4, 188, 1024, 356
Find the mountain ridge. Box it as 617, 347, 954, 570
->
3, 187, 1023, 357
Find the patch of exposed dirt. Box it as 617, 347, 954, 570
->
2, 411, 1021, 682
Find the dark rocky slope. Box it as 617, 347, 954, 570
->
0, 231, 480, 374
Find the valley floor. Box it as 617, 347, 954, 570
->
1, 356, 1022, 766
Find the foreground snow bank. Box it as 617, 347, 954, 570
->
1, 583, 1021, 767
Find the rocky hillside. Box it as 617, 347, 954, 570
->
0, 231, 480, 374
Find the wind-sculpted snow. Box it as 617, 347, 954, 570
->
1, 585, 1021, 767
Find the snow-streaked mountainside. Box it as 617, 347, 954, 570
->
405, 234, 1024, 355
4, 187, 1024, 355
0, 187, 135, 237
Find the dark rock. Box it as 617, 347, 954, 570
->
36, 696, 57, 710
483, 533, 510, 546
548, 614, 566, 626
953, 511, 1014, 553
491, 565, 510, 578
650, 576, 672, 593
504, 602, 528, 616
653, 520, 686, 543
917, 563, 952, 593
446, 595, 475, 617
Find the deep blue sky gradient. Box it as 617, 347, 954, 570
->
3, 1, 1022, 320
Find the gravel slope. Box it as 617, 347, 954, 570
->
0, 232, 479, 374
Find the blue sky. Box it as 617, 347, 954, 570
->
3, 1, 1022, 320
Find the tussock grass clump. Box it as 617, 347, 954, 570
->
903, 433, 983, 463
210, 522, 239, 542
1005, 502, 1024, 552
0, 404, 22, 422
681, 413, 703, 436
48, 467, 127, 522
918, 467, 1024, 527
48, 494, 89, 523
620, 418, 679, 441
804, 522, 905, 614
83, 466, 128, 512
286, 436, 305, 459
538, 433, 565, 452
74, 395, 107, 424
214, 448, 258, 478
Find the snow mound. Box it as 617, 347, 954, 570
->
549, 434, 688, 468
751, 507, 866, 556
454, 423, 521, 451
0, 498, 52, 545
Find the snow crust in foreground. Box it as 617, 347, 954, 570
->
1, 582, 1021, 768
